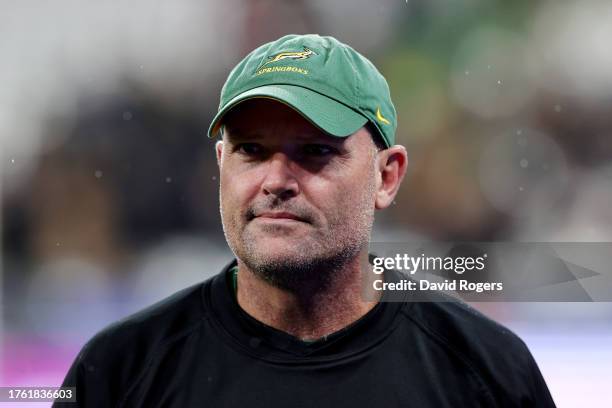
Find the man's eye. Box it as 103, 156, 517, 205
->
303, 144, 336, 156
235, 143, 263, 155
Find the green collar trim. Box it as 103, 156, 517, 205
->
230, 265, 239, 296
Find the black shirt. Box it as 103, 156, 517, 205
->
54, 259, 556, 407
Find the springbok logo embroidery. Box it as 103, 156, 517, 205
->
259, 47, 316, 68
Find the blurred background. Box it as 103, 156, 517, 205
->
1, 0, 611, 406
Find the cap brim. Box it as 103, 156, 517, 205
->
207, 84, 368, 138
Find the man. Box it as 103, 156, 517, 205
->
55, 34, 556, 407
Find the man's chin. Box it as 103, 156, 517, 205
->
237, 236, 323, 267
244, 246, 309, 265
243, 227, 312, 248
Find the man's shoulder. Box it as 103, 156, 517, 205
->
406, 294, 528, 353
56, 272, 226, 407
397, 289, 540, 396
77, 275, 216, 371
379, 265, 529, 364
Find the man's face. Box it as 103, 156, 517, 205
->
217, 99, 379, 290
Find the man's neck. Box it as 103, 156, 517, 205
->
235, 253, 380, 342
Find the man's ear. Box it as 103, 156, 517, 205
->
215, 140, 224, 168
375, 145, 408, 209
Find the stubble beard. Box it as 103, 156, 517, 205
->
221, 178, 377, 295
240, 228, 368, 294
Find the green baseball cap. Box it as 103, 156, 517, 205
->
207, 34, 397, 147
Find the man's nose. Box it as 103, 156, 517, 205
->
261, 152, 299, 198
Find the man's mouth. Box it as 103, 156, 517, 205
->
255, 211, 306, 222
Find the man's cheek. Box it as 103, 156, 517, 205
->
231, 173, 260, 198
320, 190, 349, 227
220, 181, 242, 210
